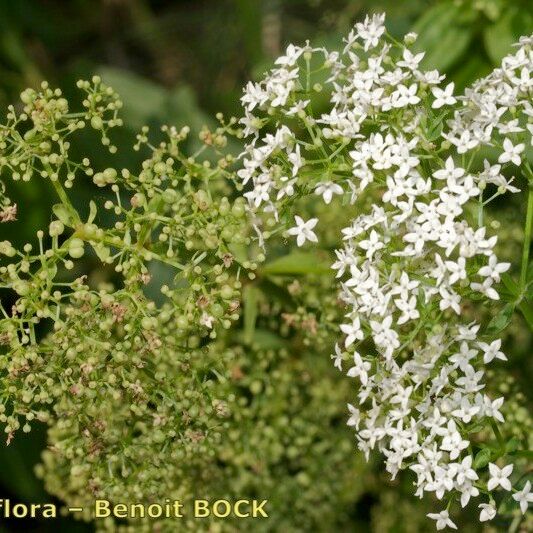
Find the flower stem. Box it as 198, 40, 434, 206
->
490, 420, 504, 450
50, 177, 81, 225
519, 185, 533, 291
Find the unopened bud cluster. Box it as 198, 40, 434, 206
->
0, 82, 261, 478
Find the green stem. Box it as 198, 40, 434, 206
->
520, 185, 533, 291
50, 177, 81, 225
490, 420, 504, 450
508, 514, 522, 533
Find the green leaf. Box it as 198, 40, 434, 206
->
501, 273, 519, 298
467, 422, 485, 434
505, 436, 521, 454
525, 282, 533, 301
485, 303, 514, 335
426, 111, 446, 141
412, 1, 473, 71
243, 285, 260, 344
517, 301, 533, 331
473, 447, 492, 469
262, 252, 331, 276
511, 449, 533, 460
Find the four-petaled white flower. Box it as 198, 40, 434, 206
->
477, 339, 507, 364
498, 138, 525, 166
359, 230, 384, 259
340, 317, 364, 348
331, 343, 343, 371
314, 181, 344, 204
478, 255, 510, 282
431, 82, 456, 108
347, 403, 361, 428
427, 510, 457, 530
512, 481, 533, 514
287, 216, 318, 246
487, 463, 513, 491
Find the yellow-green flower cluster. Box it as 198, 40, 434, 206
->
0, 80, 258, 443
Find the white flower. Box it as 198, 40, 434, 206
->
275, 43, 304, 67
314, 181, 344, 204
391, 83, 420, 107
451, 130, 479, 154
478, 255, 510, 282
355, 13, 385, 51
287, 99, 310, 116
244, 182, 270, 207
512, 481, 533, 514
478, 503, 496, 522
331, 343, 343, 371
404, 32, 418, 44
276, 177, 297, 200
431, 82, 456, 109
433, 157, 464, 182
459, 482, 479, 507
487, 463, 513, 491
427, 510, 457, 530
346, 351, 371, 385
359, 230, 385, 259
347, 403, 361, 428
199, 312, 215, 329
470, 278, 500, 301
438, 420, 469, 460
483, 396, 505, 423
498, 138, 525, 166
288, 144, 303, 176
287, 216, 318, 246
241, 81, 268, 111
398, 48, 424, 70
340, 317, 364, 348
451, 397, 480, 423
477, 339, 507, 364
454, 456, 478, 485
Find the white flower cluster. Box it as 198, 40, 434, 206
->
445, 35, 533, 158
238, 13, 533, 529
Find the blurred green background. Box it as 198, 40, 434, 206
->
0, 0, 531, 531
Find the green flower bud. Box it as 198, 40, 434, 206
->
49, 220, 65, 237
13, 280, 30, 296
0, 241, 16, 257
68, 238, 85, 259
231, 202, 246, 218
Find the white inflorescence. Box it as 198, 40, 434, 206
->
238, 12, 532, 528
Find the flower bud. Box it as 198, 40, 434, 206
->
0, 241, 16, 257
49, 220, 65, 237
68, 238, 85, 259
